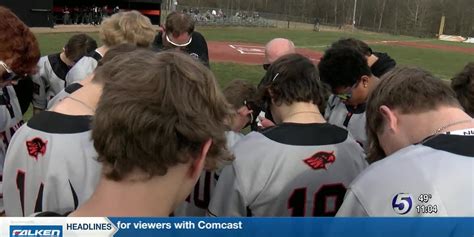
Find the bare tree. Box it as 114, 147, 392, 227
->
378, 0, 387, 31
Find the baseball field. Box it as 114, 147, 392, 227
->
34, 25, 473, 87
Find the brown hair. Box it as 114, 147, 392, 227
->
100, 10, 156, 48
64, 34, 98, 62
165, 12, 195, 37
223, 80, 257, 110
451, 62, 474, 117
0, 6, 40, 75
366, 66, 461, 162
92, 50, 234, 181
259, 53, 324, 108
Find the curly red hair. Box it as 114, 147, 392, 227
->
0, 7, 40, 75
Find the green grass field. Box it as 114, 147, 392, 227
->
35, 26, 473, 86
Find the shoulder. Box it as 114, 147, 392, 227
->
326, 96, 345, 112
261, 123, 349, 146
231, 131, 272, 164
347, 144, 432, 201
192, 31, 206, 40
225, 131, 244, 148
39, 55, 52, 65
153, 32, 164, 48
27, 111, 92, 134
352, 146, 417, 182
190, 31, 208, 46
71, 57, 93, 69
46, 53, 61, 63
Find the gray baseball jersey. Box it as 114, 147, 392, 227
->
3, 111, 101, 216
173, 131, 243, 216
46, 83, 84, 110
65, 50, 102, 86
336, 131, 474, 217
0, 85, 24, 212
208, 123, 368, 216
325, 95, 367, 149
31, 54, 71, 110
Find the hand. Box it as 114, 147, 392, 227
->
259, 116, 275, 129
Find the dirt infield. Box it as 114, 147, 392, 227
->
209, 41, 324, 65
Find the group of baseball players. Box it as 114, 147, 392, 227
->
0, 6, 473, 218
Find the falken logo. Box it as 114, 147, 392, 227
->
303, 151, 336, 170
10, 225, 62, 237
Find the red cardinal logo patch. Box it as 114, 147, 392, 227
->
304, 151, 336, 170
26, 138, 47, 160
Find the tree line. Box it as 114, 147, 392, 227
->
176, 0, 474, 37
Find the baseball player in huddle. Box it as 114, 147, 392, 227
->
65, 10, 156, 86
208, 54, 367, 216
0, 7, 41, 214
337, 67, 474, 216
68, 51, 231, 217
318, 47, 381, 150
2, 45, 140, 216
32, 34, 97, 114
49, 11, 155, 110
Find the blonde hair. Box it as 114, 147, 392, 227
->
100, 11, 156, 48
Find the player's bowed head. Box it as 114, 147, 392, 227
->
71, 51, 234, 216
365, 66, 473, 163
257, 53, 326, 125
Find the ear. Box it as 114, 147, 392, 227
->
379, 105, 398, 133
189, 139, 212, 179
267, 89, 277, 105
360, 75, 370, 88
237, 106, 252, 116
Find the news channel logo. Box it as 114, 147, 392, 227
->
392, 193, 413, 215
10, 225, 62, 237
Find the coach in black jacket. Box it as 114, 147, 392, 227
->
153, 12, 210, 68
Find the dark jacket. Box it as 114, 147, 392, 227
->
371, 52, 396, 77
152, 31, 210, 68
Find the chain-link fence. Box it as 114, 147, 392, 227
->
176, 6, 275, 27
172, 6, 354, 31
170, 5, 447, 37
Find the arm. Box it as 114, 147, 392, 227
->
65, 59, 96, 86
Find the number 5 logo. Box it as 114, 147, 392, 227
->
392, 193, 413, 215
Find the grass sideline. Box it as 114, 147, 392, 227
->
35, 26, 472, 82
26, 27, 472, 120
